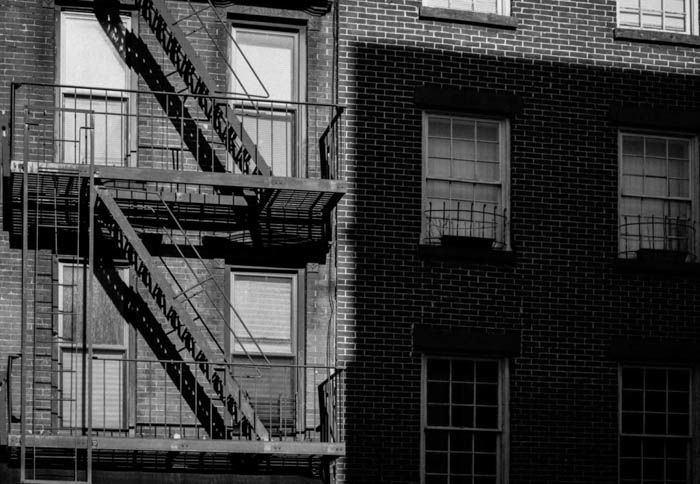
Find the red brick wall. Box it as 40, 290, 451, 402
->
337, 1, 700, 483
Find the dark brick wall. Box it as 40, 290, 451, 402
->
337, 1, 700, 483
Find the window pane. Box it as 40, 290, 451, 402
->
428, 359, 451, 381
622, 154, 644, 175
426, 429, 449, 451
61, 350, 124, 429
427, 180, 451, 199
476, 161, 500, 182
62, 13, 130, 90
429, 138, 452, 159
232, 274, 294, 355
429, 157, 452, 178
231, 29, 295, 101
453, 140, 476, 161
452, 159, 475, 180
430, 118, 452, 138
427, 404, 450, 426
452, 119, 475, 139
476, 142, 499, 162
60, 265, 125, 346
240, 110, 295, 177
474, 184, 500, 203
452, 383, 474, 404
428, 382, 450, 403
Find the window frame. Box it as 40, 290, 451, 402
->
617, 129, 699, 260
228, 268, 302, 360
421, 0, 511, 16
617, 363, 694, 484
421, 112, 511, 249
56, 9, 137, 167
420, 355, 510, 484
616, 0, 699, 35
56, 261, 130, 431
227, 21, 306, 177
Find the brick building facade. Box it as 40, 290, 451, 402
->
336, 1, 700, 483
2, 0, 700, 483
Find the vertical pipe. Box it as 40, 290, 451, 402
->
86, 112, 96, 484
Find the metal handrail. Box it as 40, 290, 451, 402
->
619, 214, 696, 261
8, 353, 341, 442
424, 201, 509, 249
11, 82, 343, 179
13, 82, 341, 109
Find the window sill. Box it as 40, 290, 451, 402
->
419, 6, 518, 30
418, 244, 516, 264
613, 257, 700, 276
614, 28, 700, 48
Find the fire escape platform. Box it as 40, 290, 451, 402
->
10, 161, 347, 200
7, 435, 345, 458
7, 161, 346, 242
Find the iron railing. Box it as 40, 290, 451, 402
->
11, 82, 343, 179
424, 202, 508, 250
619, 215, 696, 261
7, 355, 343, 443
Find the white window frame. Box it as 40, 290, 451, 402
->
420, 355, 509, 484
229, 269, 299, 359
57, 10, 136, 167
617, 0, 699, 35
227, 22, 306, 177
617, 130, 699, 259
422, 0, 511, 16
421, 112, 511, 249
618, 364, 694, 484
57, 262, 129, 430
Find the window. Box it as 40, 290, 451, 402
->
618, 132, 696, 260
422, 357, 508, 484
229, 24, 305, 176
230, 271, 297, 357
423, 114, 510, 249
58, 263, 128, 430
617, 0, 698, 34
619, 365, 691, 484
422, 0, 510, 16
59, 11, 132, 166
230, 270, 300, 436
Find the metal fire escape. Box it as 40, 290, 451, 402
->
1, 0, 345, 482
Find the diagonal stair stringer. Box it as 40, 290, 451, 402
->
94, 186, 270, 441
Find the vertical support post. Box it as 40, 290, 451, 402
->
19, 120, 28, 483
85, 113, 95, 484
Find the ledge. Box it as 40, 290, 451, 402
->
415, 85, 522, 116
418, 244, 516, 264
609, 337, 699, 363
413, 324, 521, 356
612, 257, 700, 276
419, 6, 518, 29
614, 27, 700, 48
609, 103, 700, 132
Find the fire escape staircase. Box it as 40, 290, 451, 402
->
94, 186, 270, 441
96, 0, 271, 177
